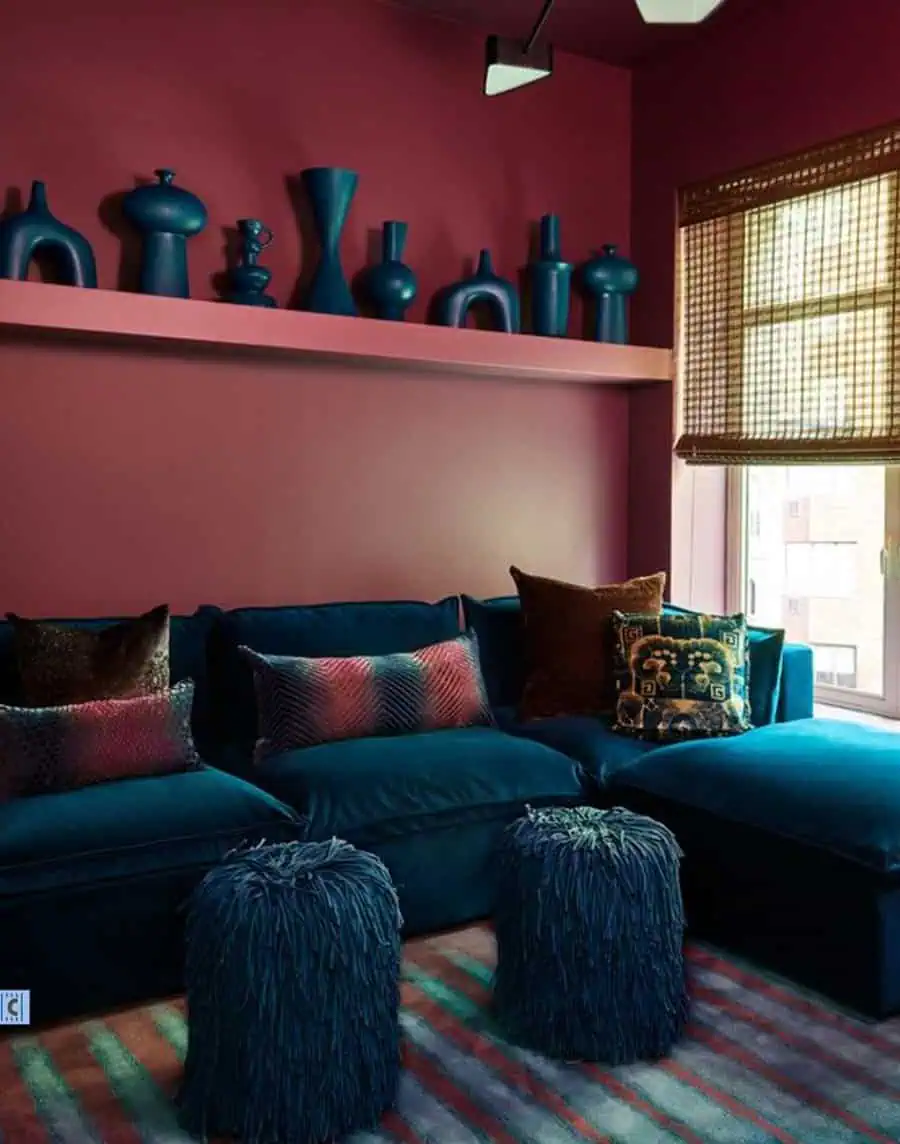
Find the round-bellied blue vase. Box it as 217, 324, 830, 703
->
122, 169, 208, 298
580, 243, 639, 344
224, 218, 277, 307
432, 249, 520, 333
359, 220, 417, 321
0, 180, 97, 287
529, 213, 572, 337
301, 167, 358, 317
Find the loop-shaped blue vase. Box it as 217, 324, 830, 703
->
300, 167, 358, 317
0, 181, 97, 287
529, 213, 572, 337
432, 249, 520, 333
359, 221, 417, 321
580, 243, 639, 344
123, 169, 208, 298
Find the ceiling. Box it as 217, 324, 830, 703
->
388, 0, 740, 68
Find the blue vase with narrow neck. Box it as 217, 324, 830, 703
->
529, 213, 572, 337
301, 167, 358, 317
0, 180, 97, 287
359, 220, 417, 320
580, 243, 639, 344
122, 169, 207, 298
432, 249, 520, 333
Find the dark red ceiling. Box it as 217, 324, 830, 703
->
387, 0, 740, 67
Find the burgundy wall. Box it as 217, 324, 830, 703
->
629, 0, 900, 600
0, 0, 632, 616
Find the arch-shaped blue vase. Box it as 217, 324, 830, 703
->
529, 213, 572, 337
301, 167, 358, 317
432, 249, 520, 333
580, 243, 639, 344
122, 169, 207, 298
0, 181, 97, 287
359, 220, 417, 321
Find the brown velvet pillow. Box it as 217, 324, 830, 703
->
510, 567, 666, 720
7, 605, 170, 707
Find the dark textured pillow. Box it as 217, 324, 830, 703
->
7, 605, 170, 706
241, 632, 493, 759
0, 680, 199, 802
612, 610, 751, 740
510, 566, 666, 720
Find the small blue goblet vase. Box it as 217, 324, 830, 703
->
529, 213, 572, 337
301, 167, 358, 317
359, 220, 417, 320
580, 243, 639, 344
224, 218, 277, 307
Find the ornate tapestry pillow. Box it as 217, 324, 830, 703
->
0, 680, 199, 802
7, 605, 170, 706
612, 610, 752, 740
241, 632, 493, 760
510, 566, 666, 720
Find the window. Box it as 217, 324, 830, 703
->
812, 644, 858, 690
784, 543, 857, 598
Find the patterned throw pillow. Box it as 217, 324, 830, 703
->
612, 610, 751, 740
241, 633, 493, 759
7, 605, 170, 706
0, 681, 198, 802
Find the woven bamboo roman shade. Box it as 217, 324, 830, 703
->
675, 121, 900, 464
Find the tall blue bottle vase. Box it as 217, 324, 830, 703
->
529, 214, 572, 337
358, 221, 417, 320
122, 169, 207, 298
300, 167, 358, 317
579, 243, 639, 344
0, 181, 97, 287
432, 249, 520, 333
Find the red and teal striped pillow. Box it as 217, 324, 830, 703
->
241, 633, 493, 759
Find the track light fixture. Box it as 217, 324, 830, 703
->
634, 0, 727, 23
484, 0, 555, 97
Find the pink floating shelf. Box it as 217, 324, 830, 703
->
0, 279, 673, 386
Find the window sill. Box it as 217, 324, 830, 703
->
814, 703, 900, 732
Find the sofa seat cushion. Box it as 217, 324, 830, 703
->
0, 764, 304, 899
254, 727, 583, 845
493, 706, 657, 787
607, 718, 900, 874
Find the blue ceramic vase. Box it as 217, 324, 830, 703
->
580, 243, 639, 344
224, 218, 277, 307
359, 220, 417, 321
301, 167, 358, 317
122, 169, 207, 298
529, 213, 572, 337
0, 181, 97, 287
433, 249, 520, 333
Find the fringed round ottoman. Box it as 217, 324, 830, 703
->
178, 839, 402, 1144
493, 805, 688, 1064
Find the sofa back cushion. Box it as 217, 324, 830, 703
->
207, 597, 461, 753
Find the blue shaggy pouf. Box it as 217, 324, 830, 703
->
493, 805, 688, 1064
178, 839, 402, 1144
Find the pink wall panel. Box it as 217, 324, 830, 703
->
629, 0, 900, 601
0, 0, 633, 615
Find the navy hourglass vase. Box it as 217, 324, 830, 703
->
0, 181, 97, 287
529, 213, 572, 337
122, 169, 208, 298
580, 244, 639, 344
359, 221, 417, 320
224, 219, 277, 307
300, 167, 358, 317
432, 249, 520, 333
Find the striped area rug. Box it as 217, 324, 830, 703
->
3, 925, 900, 1143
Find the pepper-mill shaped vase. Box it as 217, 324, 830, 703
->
359, 221, 417, 321
580, 243, 639, 344
0, 181, 97, 287
529, 213, 572, 337
301, 167, 358, 317
432, 249, 520, 333
122, 169, 208, 298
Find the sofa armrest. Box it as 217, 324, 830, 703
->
777, 642, 814, 722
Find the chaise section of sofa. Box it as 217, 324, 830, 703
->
204, 596, 584, 934
0, 610, 306, 1025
